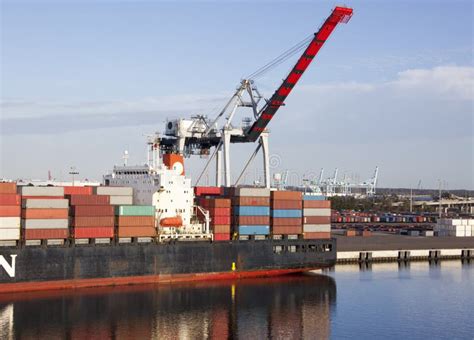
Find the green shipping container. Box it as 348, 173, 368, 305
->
115, 205, 155, 216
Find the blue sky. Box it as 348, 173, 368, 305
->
1, 1, 473, 189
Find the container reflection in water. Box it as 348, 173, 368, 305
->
0, 274, 336, 339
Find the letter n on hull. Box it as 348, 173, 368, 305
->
0, 255, 17, 278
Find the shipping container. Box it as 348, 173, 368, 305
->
233, 187, 270, 197
63, 186, 94, 195
109, 196, 133, 205
198, 198, 231, 208
0, 228, 20, 240
213, 233, 231, 241
20, 186, 64, 197
24, 228, 69, 240
272, 226, 302, 235
73, 216, 115, 227
302, 195, 326, 201
116, 216, 155, 227
303, 232, 331, 239
115, 205, 155, 216
211, 216, 231, 225
23, 219, 69, 229
70, 205, 115, 216
303, 200, 331, 209
271, 210, 302, 218
232, 196, 270, 206
0, 182, 17, 194
22, 199, 69, 209
233, 216, 270, 225
22, 208, 68, 219
238, 225, 270, 235
0, 194, 21, 205
207, 207, 231, 217
233, 206, 270, 216
0, 206, 21, 217
303, 208, 331, 217
68, 195, 110, 206
303, 216, 331, 224
74, 227, 114, 238
345, 229, 356, 237
270, 191, 302, 201
117, 226, 156, 237
271, 217, 302, 226
194, 186, 223, 196
270, 200, 302, 209
303, 224, 331, 233
213, 225, 231, 234
0, 217, 21, 229
95, 186, 133, 196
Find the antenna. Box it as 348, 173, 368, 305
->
69, 166, 79, 186
123, 150, 129, 166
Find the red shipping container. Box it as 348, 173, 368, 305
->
74, 227, 114, 238
211, 216, 231, 225
271, 191, 302, 201
68, 195, 110, 206
63, 186, 94, 195
73, 216, 115, 227
232, 196, 270, 206
303, 200, 331, 209
117, 216, 155, 227
303, 232, 331, 240
21, 196, 64, 200
24, 228, 69, 240
272, 217, 302, 226
208, 207, 231, 217
213, 224, 231, 233
0, 206, 21, 217
0, 183, 17, 194
303, 216, 331, 224
0, 194, 21, 205
271, 200, 302, 209
70, 205, 115, 216
272, 226, 302, 235
118, 226, 156, 237
194, 186, 223, 196
214, 233, 231, 241
233, 216, 270, 225
22, 208, 69, 219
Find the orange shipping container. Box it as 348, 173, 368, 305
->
271, 200, 302, 209
270, 191, 302, 201
303, 232, 331, 240
233, 216, 270, 225
24, 228, 69, 240
208, 207, 231, 217
22, 208, 69, 219
118, 226, 156, 237
0, 194, 21, 205
21, 196, 65, 200
199, 198, 231, 208
303, 216, 331, 224
272, 217, 302, 226
272, 226, 302, 235
232, 196, 270, 206
213, 224, 231, 233
117, 216, 155, 227
0, 183, 17, 194
74, 227, 114, 238
303, 200, 331, 209
70, 205, 115, 216
211, 216, 231, 225
63, 186, 94, 195
73, 216, 114, 227
0, 206, 21, 217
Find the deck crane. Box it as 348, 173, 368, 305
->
159, 6, 353, 188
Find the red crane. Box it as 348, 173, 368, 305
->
245, 6, 353, 142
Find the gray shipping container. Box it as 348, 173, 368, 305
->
23, 219, 69, 229
95, 186, 133, 196
302, 224, 331, 232
234, 187, 270, 197
303, 208, 331, 217
20, 186, 64, 197
109, 195, 133, 205
22, 199, 69, 209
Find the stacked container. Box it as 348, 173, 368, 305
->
115, 205, 156, 239
0, 182, 21, 245
199, 197, 232, 241
95, 187, 133, 205
232, 188, 270, 237
435, 219, 474, 237
302, 195, 331, 239
270, 191, 303, 236
69, 194, 115, 241
20, 186, 69, 244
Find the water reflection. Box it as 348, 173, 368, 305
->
0, 274, 336, 339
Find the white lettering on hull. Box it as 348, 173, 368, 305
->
0, 255, 17, 278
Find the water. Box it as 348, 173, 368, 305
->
0, 261, 472, 339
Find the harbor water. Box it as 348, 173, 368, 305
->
0, 261, 472, 339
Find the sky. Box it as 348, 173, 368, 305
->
1, 0, 473, 189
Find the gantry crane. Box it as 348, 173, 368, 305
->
159, 6, 353, 188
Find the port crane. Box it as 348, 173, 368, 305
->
159, 6, 353, 188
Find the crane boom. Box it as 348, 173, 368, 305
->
245, 6, 353, 142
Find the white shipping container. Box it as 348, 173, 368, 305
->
0, 217, 21, 229
0, 228, 20, 240
303, 224, 331, 232
465, 228, 472, 237
109, 195, 133, 205
23, 219, 68, 229
20, 186, 64, 197
234, 187, 270, 197
22, 199, 69, 209
303, 208, 331, 217
95, 186, 133, 196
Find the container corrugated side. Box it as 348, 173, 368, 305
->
270, 200, 302, 209
74, 227, 114, 238
0, 206, 21, 217
211, 216, 231, 225
234, 188, 270, 197
270, 191, 302, 201
22, 208, 69, 219
232, 196, 270, 206
271, 217, 302, 226
23, 219, 69, 229
303, 232, 331, 239
20, 186, 64, 197
213, 225, 231, 233
233, 206, 270, 216
115, 205, 155, 216
68, 195, 110, 206
0, 183, 17, 194
116, 216, 155, 227
70, 205, 115, 216
303, 216, 331, 224
271, 209, 302, 218
95, 186, 133, 196
63, 186, 94, 195
302, 195, 326, 201
73, 216, 114, 227
272, 226, 302, 234
0, 194, 21, 205
303, 208, 331, 217
22, 199, 69, 209
0, 217, 21, 229
213, 233, 231, 241
303, 200, 331, 208
0, 228, 20, 240
233, 216, 270, 225
24, 228, 69, 240
117, 226, 155, 237
303, 224, 331, 232
238, 225, 270, 235
109, 196, 133, 205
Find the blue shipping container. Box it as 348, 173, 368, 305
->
302, 195, 326, 201
271, 209, 302, 218
233, 206, 270, 216
238, 225, 270, 235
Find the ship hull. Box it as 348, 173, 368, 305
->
0, 238, 336, 293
